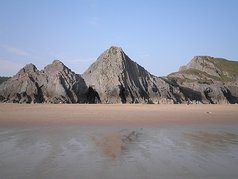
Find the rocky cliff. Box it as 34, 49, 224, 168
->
168, 56, 238, 104
0, 60, 87, 103
1, 48, 238, 104
82, 47, 184, 104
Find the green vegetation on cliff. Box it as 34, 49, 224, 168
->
169, 57, 238, 84
211, 58, 238, 79
0, 76, 10, 85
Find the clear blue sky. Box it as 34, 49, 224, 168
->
0, 0, 238, 76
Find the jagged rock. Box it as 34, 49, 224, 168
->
42, 60, 88, 103
82, 46, 185, 104
1, 49, 238, 104
0, 60, 87, 103
179, 56, 223, 78
168, 56, 238, 104
0, 64, 42, 103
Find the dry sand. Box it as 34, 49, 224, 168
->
0, 103, 237, 126
0, 104, 238, 179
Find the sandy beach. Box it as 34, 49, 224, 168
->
0, 104, 238, 179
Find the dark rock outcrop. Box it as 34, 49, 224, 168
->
86, 86, 101, 104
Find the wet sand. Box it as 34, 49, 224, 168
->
0, 104, 238, 179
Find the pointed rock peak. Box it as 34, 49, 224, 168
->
108, 46, 123, 53
179, 56, 217, 72
85, 46, 143, 74
83, 47, 121, 70
110, 46, 122, 50
94, 46, 130, 66
188, 56, 216, 66
102, 46, 125, 58
51, 59, 67, 69
24, 63, 37, 70
52, 59, 65, 66
17, 63, 38, 75
191, 56, 214, 62
44, 59, 66, 73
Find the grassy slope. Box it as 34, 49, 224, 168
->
210, 58, 238, 79
168, 57, 238, 84
0, 77, 10, 85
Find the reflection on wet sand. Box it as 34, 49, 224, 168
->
92, 130, 142, 159
1, 125, 238, 179
184, 132, 238, 145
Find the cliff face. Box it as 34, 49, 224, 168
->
1, 48, 238, 104
0, 60, 87, 103
42, 60, 87, 103
168, 56, 238, 104
82, 47, 184, 104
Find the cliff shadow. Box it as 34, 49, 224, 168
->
180, 87, 203, 102
221, 87, 238, 104
86, 86, 101, 104
119, 85, 127, 103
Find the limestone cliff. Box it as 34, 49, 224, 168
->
82, 46, 184, 104
1, 49, 238, 104
168, 56, 238, 104
0, 60, 87, 103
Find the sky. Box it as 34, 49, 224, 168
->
0, 0, 238, 77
